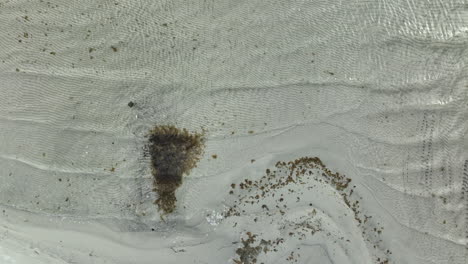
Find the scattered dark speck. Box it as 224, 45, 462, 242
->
128, 101, 135, 107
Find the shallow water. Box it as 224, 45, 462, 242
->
0, 0, 467, 263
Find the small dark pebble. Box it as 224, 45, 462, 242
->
128, 101, 135, 107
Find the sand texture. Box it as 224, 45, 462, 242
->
0, 0, 467, 263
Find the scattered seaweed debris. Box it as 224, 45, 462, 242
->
234, 232, 273, 264
225, 157, 351, 218
225, 157, 391, 263
148, 126, 204, 215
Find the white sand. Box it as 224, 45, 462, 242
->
0, 0, 467, 263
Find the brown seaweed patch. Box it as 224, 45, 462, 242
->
148, 126, 204, 215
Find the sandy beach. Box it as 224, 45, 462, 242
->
0, 0, 467, 263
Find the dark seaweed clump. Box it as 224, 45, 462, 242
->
148, 126, 204, 215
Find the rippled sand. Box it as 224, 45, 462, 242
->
0, 1, 467, 263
